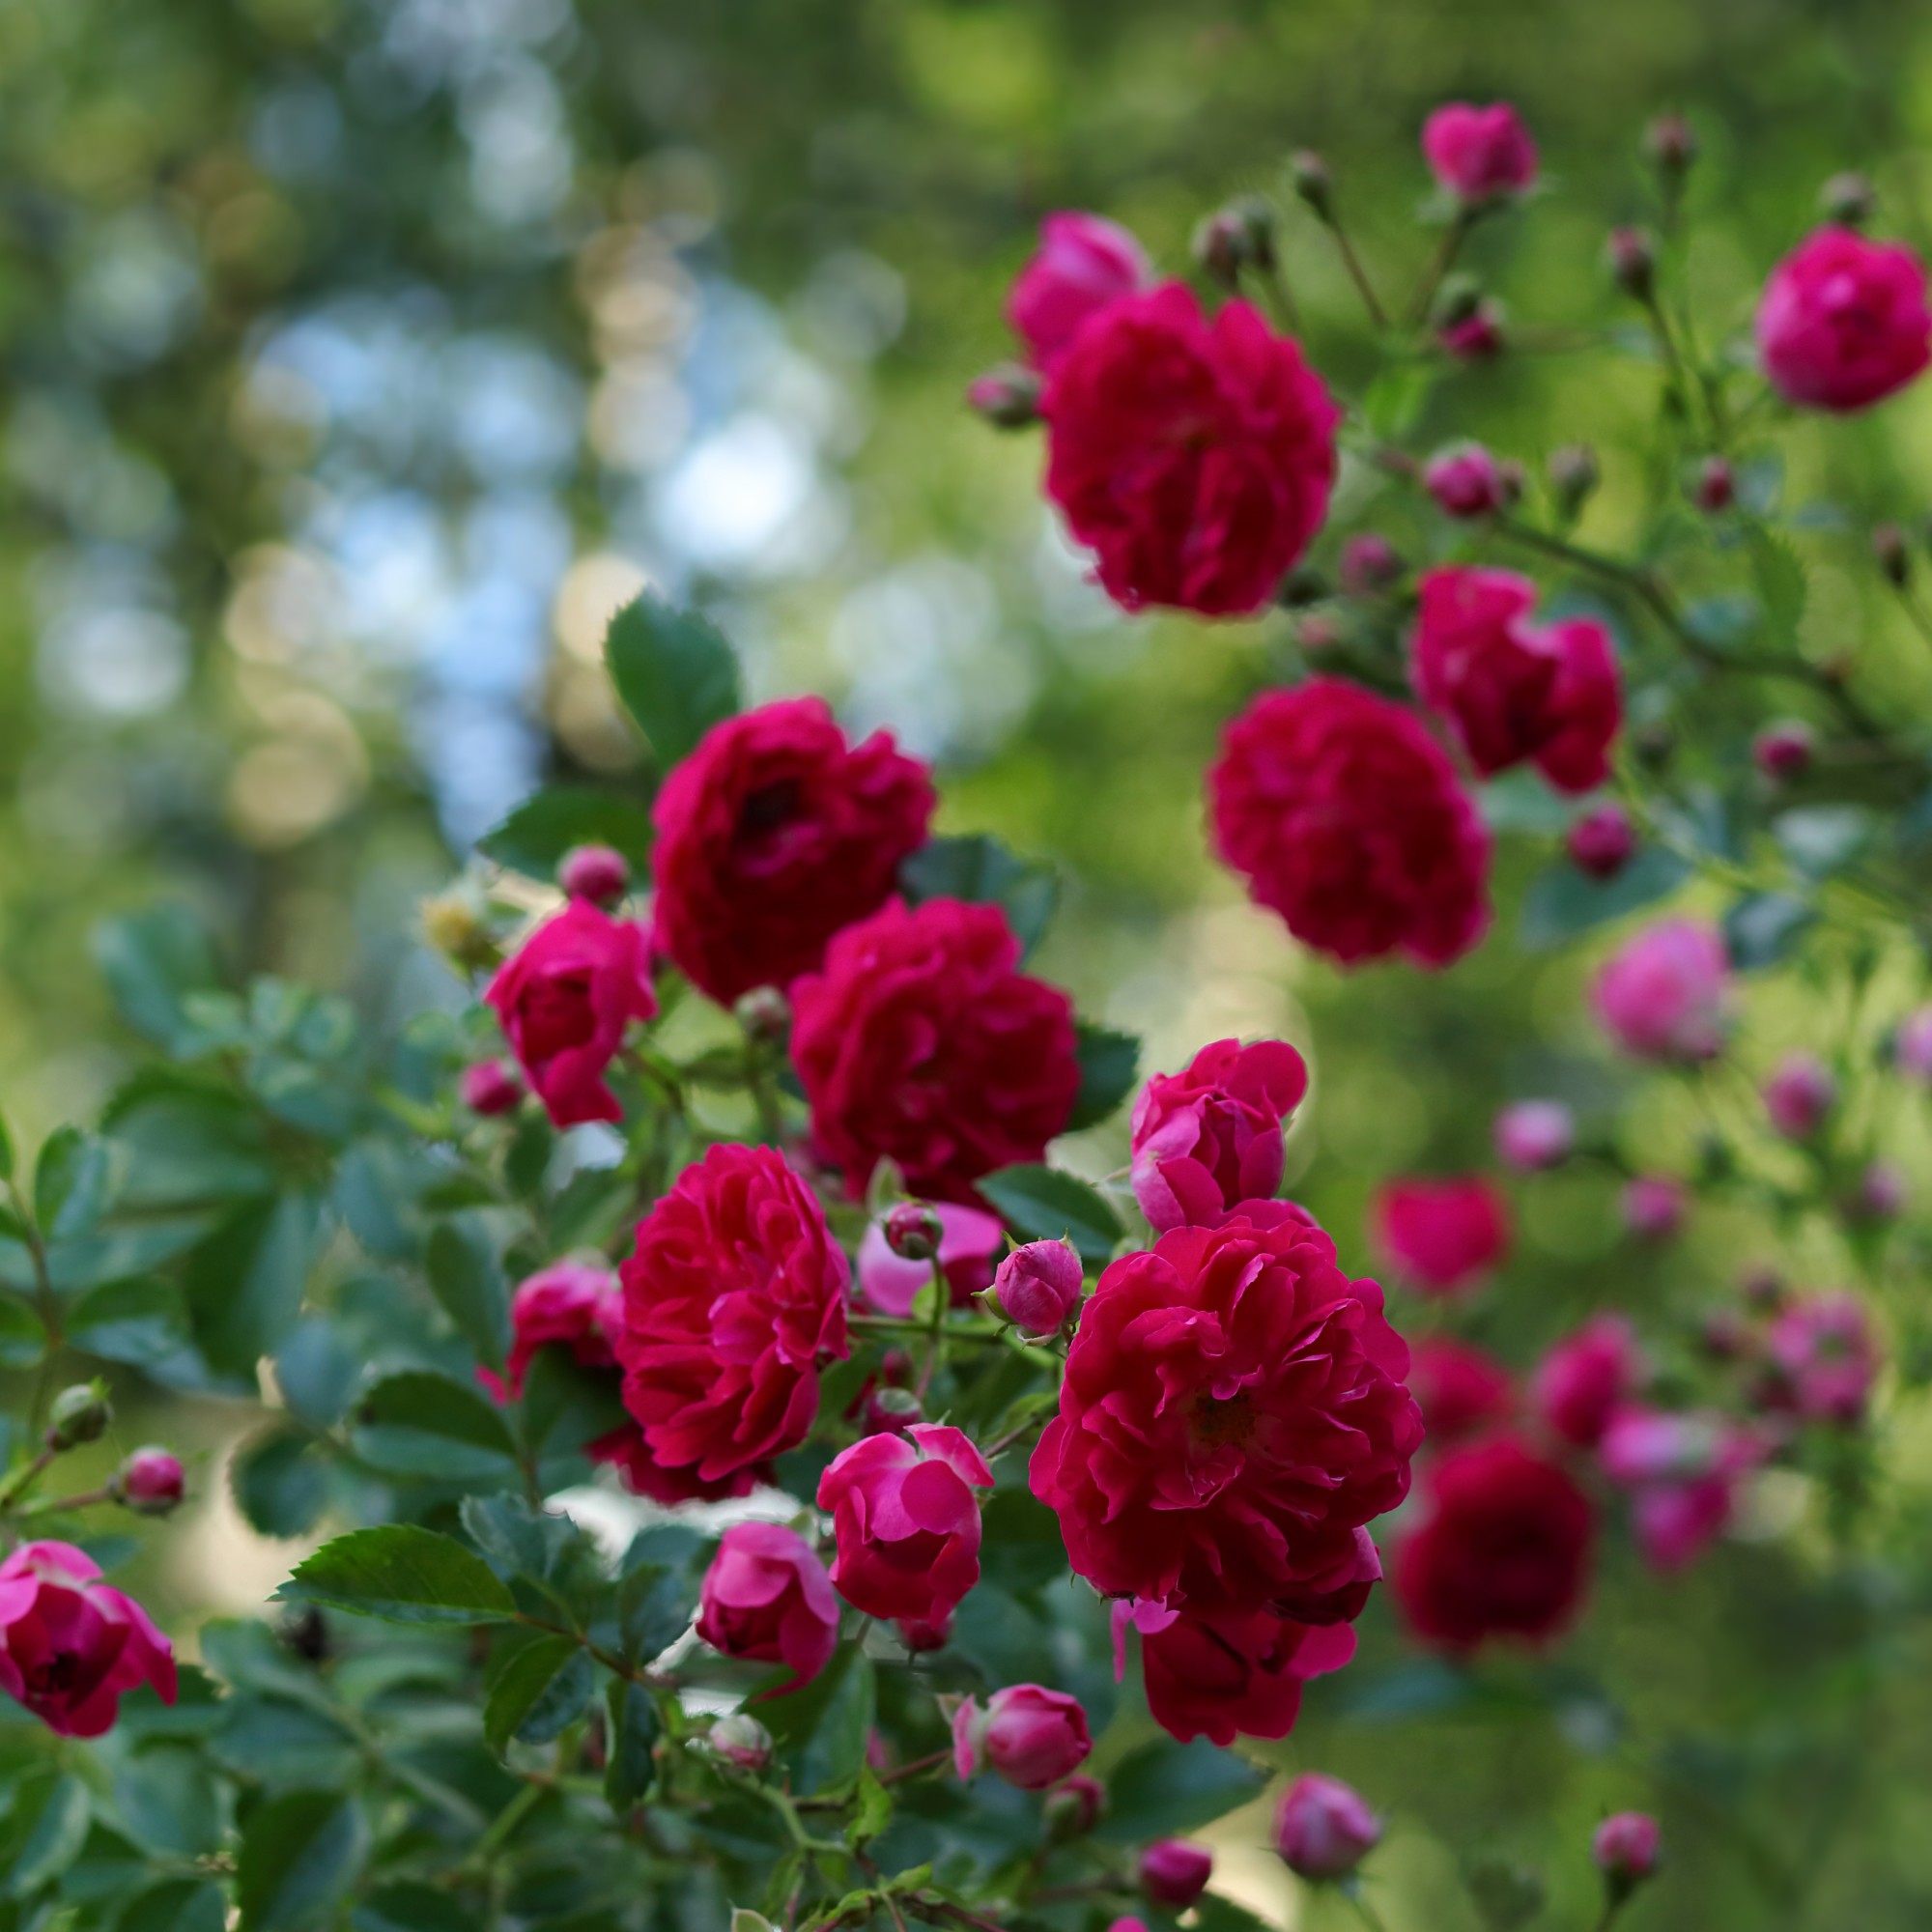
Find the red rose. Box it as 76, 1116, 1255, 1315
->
1755, 226, 1931, 412
1409, 1334, 1515, 1444
1391, 1435, 1595, 1650
1008, 213, 1153, 372
483, 900, 658, 1127
1422, 102, 1538, 202
1410, 566, 1621, 793
1129, 1037, 1309, 1233
696, 1522, 841, 1692
1530, 1315, 1643, 1449
650, 698, 935, 1006
477, 1262, 619, 1404
588, 1429, 770, 1507
1042, 283, 1340, 617
0, 1542, 176, 1737
816, 1423, 993, 1625
615, 1143, 849, 1484
1369, 1177, 1511, 1296
1208, 678, 1492, 969
1030, 1212, 1422, 1615
791, 897, 1079, 1202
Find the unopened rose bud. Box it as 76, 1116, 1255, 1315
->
1548, 443, 1600, 519
1493, 1099, 1575, 1173
1438, 304, 1505, 360
1139, 1839, 1213, 1909
1644, 114, 1698, 179
1849, 1158, 1906, 1222
1763, 1050, 1835, 1140
1339, 533, 1403, 596
1424, 441, 1507, 518
460, 1059, 525, 1117
1042, 1773, 1106, 1840
1592, 1812, 1662, 1900
734, 985, 791, 1045
1691, 454, 1734, 512
881, 1203, 944, 1263
879, 1347, 915, 1388
1874, 523, 1911, 587
1821, 171, 1877, 228
1567, 803, 1636, 879
1700, 1307, 1749, 1359
1273, 1773, 1380, 1882
1289, 151, 1333, 222
1192, 196, 1277, 290
1753, 721, 1814, 781
896, 1612, 952, 1653
966, 363, 1043, 429
1606, 225, 1657, 301
1623, 1176, 1687, 1243
45, 1382, 112, 1453
992, 1239, 1084, 1336
709, 1713, 774, 1774
115, 1447, 185, 1516
863, 1385, 923, 1436
557, 843, 629, 906
952, 1685, 1092, 1789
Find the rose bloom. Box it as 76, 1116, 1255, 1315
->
1568, 804, 1636, 880
1274, 1772, 1381, 1882
1530, 1315, 1643, 1449
952, 1684, 1092, 1790
1763, 1050, 1836, 1140
1370, 1178, 1511, 1296
1755, 226, 1932, 412
483, 900, 658, 1127
695, 1522, 840, 1692
1422, 101, 1538, 201
1119, 1598, 1359, 1747
818, 1424, 993, 1625
0, 1542, 176, 1737
1423, 442, 1508, 519
1042, 282, 1340, 617
1410, 566, 1622, 792
1896, 1005, 1932, 1082
792, 897, 1079, 1203
1139, 1840, 1213, 1909
477, 1262, 619, 1403
649, 698, 934, 1008
1392, 1435, 1595, 1650
1008, 212, 1152, 371
616, 1143, 849, 1486
1599, 1406, 1760, 1572
1764, 1292, 1879, 1425
1409, 1334, 1515, 1444
857, 1203, 1005, 1317
1129, 1036, 1309, 1233
1592, 918, 1730, 1062
1031, 1209, 1422, 1615
1493, 1099, 1575, 1173
1209, 679, 1492, 969
992, 1239, 1085, 1335
1622, 1176, 1687, 1243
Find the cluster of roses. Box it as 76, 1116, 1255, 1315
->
973, 100, 1932, 980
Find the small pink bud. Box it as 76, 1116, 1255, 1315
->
882, 1203, 944, 1264
1493, 1100, 1575, 1173
993, 1239, 1084, 1335
1273, 1773, 1380, 1882
118, 1447, 185, 1516
1692, 454, 1734, 512
864, 1385, 923, 1437
1752, 721, 1814, 781
1623, 1175, 1687, 1242
966, 363, 1044, 429
1592, 1812, 1662, 1896
1606, 225, 1657, 301
1762, 1051, 1835, 1140
558, 843, 630, 906
734, 985, 791, 1044
1546, 442, 1600, 516
1424, 441, 1507, 519
1821, 171, 1877, 228
952, 1685, 1092, 1790
460, 1059, 525, 1117
1438, 303, 1506, 361
1043, 1773, 1106, 1839
879, 1347, 916, 1387
1139, 1839, 1212, 1909
1567, 803, 1636, 879
1644, 115, 1698, 177
1339, 533, 1403, 596
708, 1713, 774, 1773
895, 1612, 952, 1653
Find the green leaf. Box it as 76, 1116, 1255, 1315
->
424, 1216, 510, 1373
274, 1320, 359, 1429
1747, 526, 1808, 643
614, 1560, 695, 1667
604, 592, 741, 774
0, 1114, 14, 1185
278, 1525, 518, 1625
233, 1426, 330, 1539
182, 1193, 325, 1378
604, 1679, 660, 1809
761, 1643, 875, 1795
355, 1887, 476, 1932
979, 1164, 1123, 1264
1066, 1021, 1138, 1132
483, 1627, 593, 1754
477, 786, 656, 881
236, 1790, 368, 1932
7, 1773, 90, 1897
520, 1346, 631, 1471
845, 1764, 892, 1851
213, 1695, 361, 1789
899, 835, 1058, 957
34, 1127, 107, 1240
1518, 846, 1691, 952
1361, 362, 1436, 441
1774, 805, 1871, 880
1095, 1736, 1264, 1843
119, 1882, 229, 1932
350, 1370, 522, 1485
66, 1276, 189, 1366
92, 905, 223, 1055
1724, 892, 1816, 971
0, 1298, 43, 1371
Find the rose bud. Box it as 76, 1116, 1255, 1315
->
1753, 721, 1814, 781
1623, 1175, 1688, 1242
1043, 1773, 1106, 1840
45, 1383, 111, 1452
952, 1684, 1093, 1790
1439, 303, 1505, 361
0, 1543, 176, 1736
1593, 1812, 1662, 1899
991, 1239, 1084, 1336
558, 843, 630, 906
863, 1386, 923, 1437
1432, 271, 1484, 327
879, 1347, 915, 1387
1874, 522, 1912, 587
1193, 196, 1277, 290
459, 1058, 524, 1117
1493, 1099, 1574, 1174
1139, 1840, 1213, 1909
861, 1203, 1003, 1317
695, 1523, 841, 1692
1644, 114, 1698, 179
1762, 1050, 1835, 1140
1567, 803, 1636, 880
1592, 918, 1730, 1063
1289, 150, 1334, 221
1821, 171, 1877, 227
419, 890, 497, 973
116, 1448, 185, 1517
1424, 441, 1507, 518
895, 1612, 952, 1653
1273, 1773, 1380, 1882
1607, 225, 1657, 301
881, 1203, 944, 1264
1339, 533, 1402, 596
708, 1713, 774, 1774
966, 363, 1044, 429
1547, 442, 1599, 518
734, 985, 791, 1046
1692, 454, 1735, 512
1422, 103, 1538, 204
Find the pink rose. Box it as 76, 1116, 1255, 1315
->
1756, 226, 1931, 412
1138, 1840, 1212, 1909
991, 1239, 1085, 1336
695, 1522, 841, 1692
1594, 1812, 1662, 1891
1592, 918, 1729, 1062
1493, 1099, 1574, 1173
1764, 1291, 1879, 1425
1273, 1773, 1381, 1881
1599, 1407, 1759, 1572
1129, 1037, 1309, 1232
1424, 441, 1508, 518
0, 1542, 176, 1737
483, 899, 658, 1127
1763, 1050, 1835, 1140
1370, 1178, 1511, 1296
1008, 213, 1153, 372
857, 1203, 1006, 1318
1622, 1176, 1687, 1242
1530, 1315, 1643, 1449
477, 1262, 619, 1403
952, 1684, 1092, 1789
817, 1424, 993, 1625
1422, 102, 1539, 202
1042, 283, 1340, 617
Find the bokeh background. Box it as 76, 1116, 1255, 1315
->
9, 0, 1932, 1924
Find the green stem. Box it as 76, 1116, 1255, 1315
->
1247, 256, 1304, 334
1326, 222, 1388, 329
20, 1486, 110, 1518
1409, 204, 1476, 325
0, 1447, 57, 1515
916, 1258, 949, 1399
